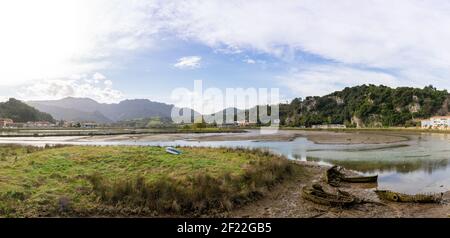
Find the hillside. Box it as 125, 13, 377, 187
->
280, 85, 450, 127
27, 97, 175, 123
0, 98, 55, 123
26, 102, 113, 123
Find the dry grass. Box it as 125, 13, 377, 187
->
0, 145, 301, 217
87, 148, 295, 216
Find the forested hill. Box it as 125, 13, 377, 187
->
280, 85, 450, 127
0, 98, 55, 123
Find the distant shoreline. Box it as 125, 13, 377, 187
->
0, 128, 247, 138
0, 129, 412, 146
280, 126, 450, 134
0, 126, 447, 143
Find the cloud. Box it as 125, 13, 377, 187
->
154, 0, 450, 90
3, 0, 450, 99
104, 80, 113, 87
18, 73, 124, 103
244, 59, 256, 64
174, 56, 202, 69
0, 96, 9, 103
93, 72, 107, 81
0, 0, 159, 87
156, 1, 450, 65
278, 65, 400, 97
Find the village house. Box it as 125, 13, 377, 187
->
81, 122, 98, 129
0, 118, 14, 128
63, 121, 76, 128
237, 120, 249, 127
312, 124, 347, 129
55, 120, 76, 128
421, 116, 450, 129
237, 120, 257, 127
25, 121, 55, 128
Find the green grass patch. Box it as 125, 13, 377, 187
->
0, 145, 300, 217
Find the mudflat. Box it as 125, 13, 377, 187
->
72, 129, 411, 145
229, 161, 450, 218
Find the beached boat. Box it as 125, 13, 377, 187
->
326, 166, 378, 186
341, 175, 378, 183
375, 190, 442, 203
302, 184, 356, 207
165, 147, 182, 155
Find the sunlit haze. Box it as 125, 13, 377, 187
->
2, 0, 450, 110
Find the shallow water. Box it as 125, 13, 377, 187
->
1, 131, 449, 194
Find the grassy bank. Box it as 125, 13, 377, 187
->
0, 145, 300, 217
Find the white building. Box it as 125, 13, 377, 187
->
25, 121, 55, 128
421, 116, 450, 129
81, 122, 98, 129
312, 124, 347, 129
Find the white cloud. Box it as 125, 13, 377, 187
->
156, 1, 450, 65
104, 80, 113, 87
154, 0, 450, 90
0, 0, 159, 87
244, 59, 256, 64
18, 73, 124, 103
3, 0, 450, 99
174, 56, 202, 69
93, 72, 107, 81
0, 96, 9, 103
278, 65, 400, 97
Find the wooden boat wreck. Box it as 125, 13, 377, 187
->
341, 174, 378, 183
326, 166, 378, 186
302, 184, 357, 207
375, 190, 443, 203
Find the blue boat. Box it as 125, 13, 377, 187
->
165, 147, 182, 155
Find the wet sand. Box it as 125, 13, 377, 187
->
70, 129, 411, 145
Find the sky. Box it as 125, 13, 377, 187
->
2, 0, 450, 112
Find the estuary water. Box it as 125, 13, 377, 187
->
1, 131, 449, 194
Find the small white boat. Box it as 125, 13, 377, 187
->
165, 147, 182, 155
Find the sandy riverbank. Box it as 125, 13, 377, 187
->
229, 162, 450, 218
71, 129, 411, 145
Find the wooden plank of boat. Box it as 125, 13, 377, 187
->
375, 190, 442, 203
341, 175, 378, 183
165, 147, 182, 155
325, 166, 342, 187
326, 166, 378, 184
301, 184, 356, 207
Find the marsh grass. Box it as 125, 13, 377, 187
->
0, 145, 299, 217
87, 149, 294, 215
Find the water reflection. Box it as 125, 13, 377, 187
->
1, 132, 450, 193
306, 157, 449, 174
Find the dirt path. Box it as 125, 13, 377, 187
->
229, 162, 450, 218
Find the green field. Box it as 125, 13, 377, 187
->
0, 145, 298, 217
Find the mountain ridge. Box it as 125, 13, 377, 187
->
0, 98, 55, 123
24, 84, 450, 126
280, 84, 450, 127
27, 97, 176, 123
